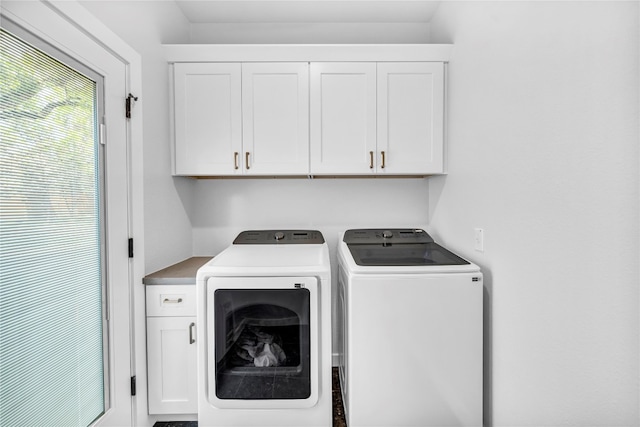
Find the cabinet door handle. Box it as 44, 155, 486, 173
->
234, 152, 239, 170
189, 322, 196, 344
380, 151, 386, 169
369, 151, 374, 169
245, 152, 250, 170
163, 297, 183, 304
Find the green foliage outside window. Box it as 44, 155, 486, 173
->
0, 28, 105, 427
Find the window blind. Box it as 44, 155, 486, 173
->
0, 28, 105, 426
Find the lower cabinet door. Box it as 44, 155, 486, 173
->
147, 316, 197, 414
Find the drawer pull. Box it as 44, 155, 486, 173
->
189, 322, 196, 344
163, 297, 183, 304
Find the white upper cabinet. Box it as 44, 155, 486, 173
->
310, 62, 445, 175
377, 62, 444, 175
172, 62, 308, 176
173, 63, 241, 175
310, 63, 376, 175
168, 45, 450, 177
242, 63, 309, 175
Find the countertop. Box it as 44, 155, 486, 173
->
143, 256, 213, 285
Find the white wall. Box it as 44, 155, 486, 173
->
192, 178, 429, 255
190, 22, 430, 43
80, 0, 194, 275
429, 2, 639, 426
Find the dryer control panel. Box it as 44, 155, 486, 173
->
233, 230, 325, 245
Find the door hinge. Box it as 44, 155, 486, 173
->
128, 238, 134, 258
130, 376, 136, 396
125, 93, 138, 119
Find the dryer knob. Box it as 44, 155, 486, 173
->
382, 230, 393, 239
274, 231, 285, 241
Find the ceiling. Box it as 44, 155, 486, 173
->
174, 1, 442, 24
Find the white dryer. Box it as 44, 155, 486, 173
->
337, 228, 483, 427
196, 230, 332, 426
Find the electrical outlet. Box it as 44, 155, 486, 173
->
474, 228, 484, 252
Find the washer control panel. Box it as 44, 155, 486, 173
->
233, 230, 325, 244
343, 228, 434, 245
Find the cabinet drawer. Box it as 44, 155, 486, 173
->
146, 285, 196, 317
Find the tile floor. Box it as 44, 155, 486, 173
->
153, 368, 347, 427
331, 367, 347, 427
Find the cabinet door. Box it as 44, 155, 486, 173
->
310, 63, 377, 175
147, 316, 197, 414
173, 63, 242, 175
242, 63, 309, 175
377, 62, 444, 174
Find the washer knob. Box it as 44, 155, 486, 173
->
382, 230, 393, 239
274, 231, 285, 241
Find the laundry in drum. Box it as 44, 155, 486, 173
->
233, 325, 287, 367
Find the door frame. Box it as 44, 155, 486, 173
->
0, 1, 144, 425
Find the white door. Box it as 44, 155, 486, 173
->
377, 62, 444, 174
310, 62, 376, 175
242, 63, 309, 175
173, 63, 242, 175
0, 3, 135, 426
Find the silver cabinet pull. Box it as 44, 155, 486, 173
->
163, 297, 183, 304
245, 152, 250, 170
234, 152, 239, 170
189, 322, 196, 344
369, 151, 374, 169
380, 151, 386, 169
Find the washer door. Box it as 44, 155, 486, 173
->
206, 276, 319, 409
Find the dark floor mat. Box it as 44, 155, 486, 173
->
332, 367, 347, 427
153, 422, 198, 427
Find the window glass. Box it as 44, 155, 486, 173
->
0, 28, 105, 426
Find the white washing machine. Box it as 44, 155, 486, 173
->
337, 228, 483, 427
196, 230, 332, 426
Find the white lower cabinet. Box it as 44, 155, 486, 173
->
146, 285, 197, 414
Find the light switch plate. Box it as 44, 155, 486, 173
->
474, 228, 484, 252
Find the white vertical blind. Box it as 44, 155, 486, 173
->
0, 28, 105, 426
